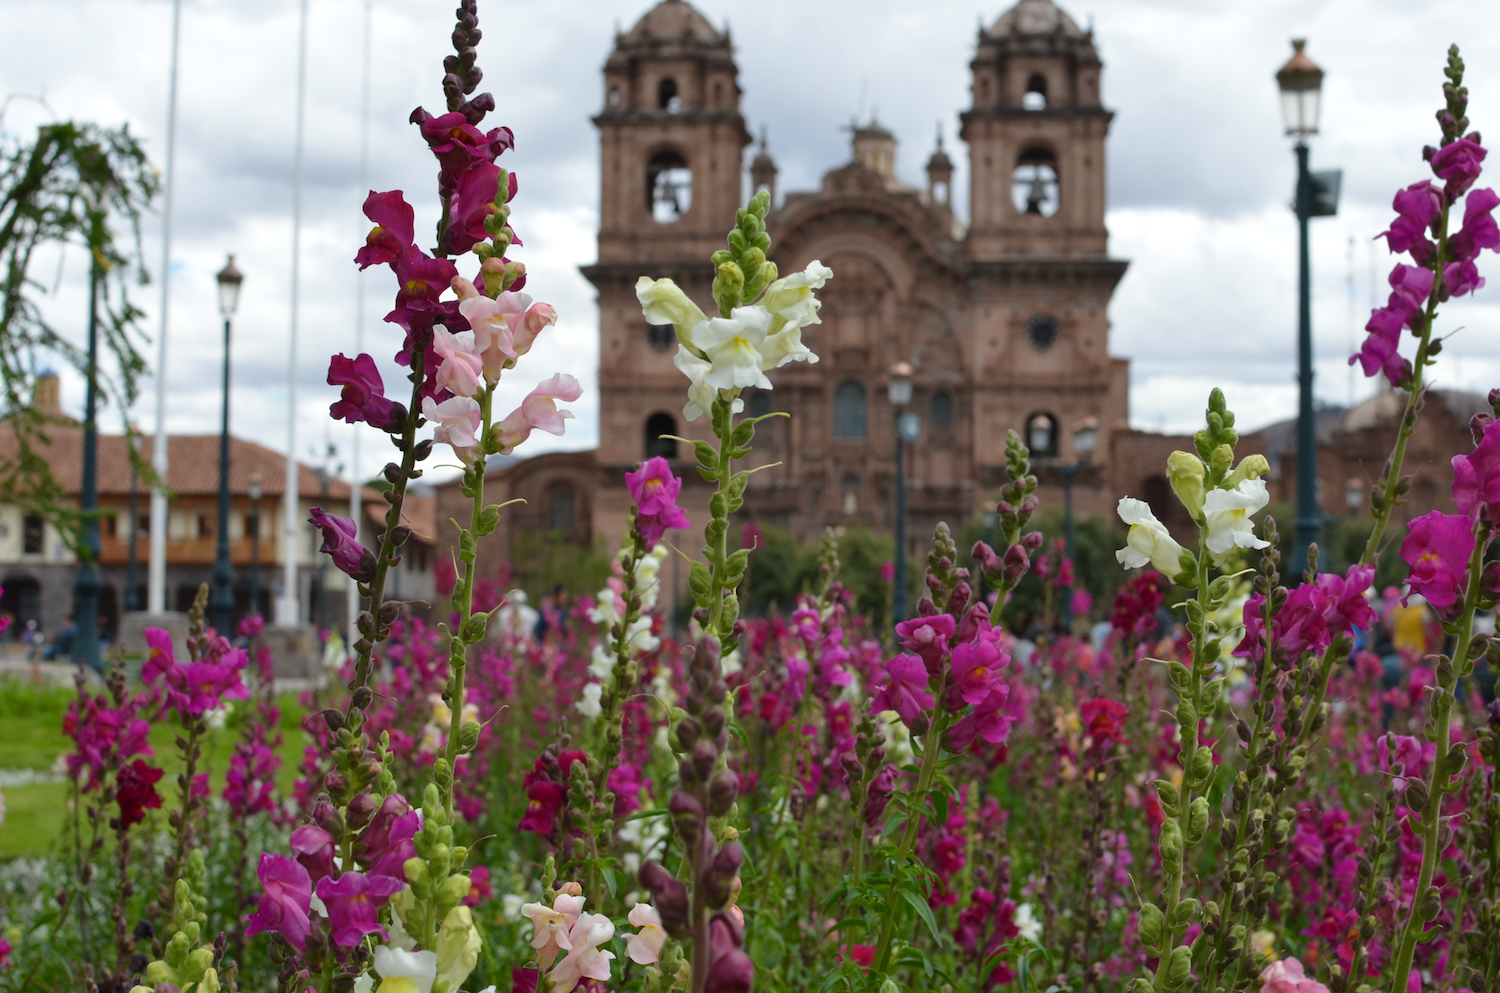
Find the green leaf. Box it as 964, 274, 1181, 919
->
899, 886, 940, 941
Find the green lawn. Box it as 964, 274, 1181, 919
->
0, 676, 311, 860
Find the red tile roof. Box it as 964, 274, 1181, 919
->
1, 423, 354, 500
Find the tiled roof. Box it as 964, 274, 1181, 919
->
0, 423, 354, 500
365, 491, 437, 546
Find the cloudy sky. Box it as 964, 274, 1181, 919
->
3, 0, 1499, 488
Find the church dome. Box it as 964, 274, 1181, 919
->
624, 0, 723, 45
988, 0, 1086, 38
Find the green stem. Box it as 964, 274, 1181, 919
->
872, 699, 949, 975
1361, 204, 1451, 566
441, 386, 493, 821
706, 399, 735, 637
172, 717, 201, 874
1150, 540, 1211, 992
1385, 519, 1487, 992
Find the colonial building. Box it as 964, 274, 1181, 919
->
0, 374, 436, 646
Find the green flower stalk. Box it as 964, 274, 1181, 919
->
1124, 390, 1258, 993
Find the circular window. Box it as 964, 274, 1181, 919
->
1026, 314, 1059, 350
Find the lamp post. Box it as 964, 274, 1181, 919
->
1277, 39, 1341, 576
249, 473, 263, 618
73, 215, 105, 672
211, 255, 243, 636
1045, 418, 1099, 628
888, 362, 915, 624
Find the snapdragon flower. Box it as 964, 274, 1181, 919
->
521, 892, 586, 968
1203, 478, 1271, 556
492, 374, 583, 455
422, 395, 482, 460
576, 682, 604, 718
1114, 499, 1184, 578
691, 308, 775, 392
371, 946, 438, 993
433, 328, 484, 398
625, 903, 668, 965
548, 911, 615, 993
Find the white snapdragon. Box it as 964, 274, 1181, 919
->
588, 588, 621, 629
1015, 903, 1042, 942
576, 682, 604, 718
691, 307, 774, 392
625, 616, 659, 656
1203, 478, 1271, 556
633, 546, 667, 610
1115, 498, 1186, 578
759, 261, 831, 368
370, 947, 437, 993
589, 643, 614, 679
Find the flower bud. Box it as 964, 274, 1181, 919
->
1003, 543, 1030, 584
1405, 779, 1430, 811
1164, 946, 1192, 991
1138, 902, 1164, 950
346, 791, 379, 831
670, 791, 705, 840
675, 715, 703, 751
639, 860, 690, 937
1022, 530, 1045, 551
971, 541, 1000, 575
1159, 819, 1184, 869
1166, 451, 1206, 518
702, 842, 744, 908
709, 769, 740, 817
458, 720, 481, 753
312, 797, 344, 836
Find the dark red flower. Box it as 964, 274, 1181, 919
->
115, 758, 164, 827
354, 190, 415, 269
1081, 697, 1128, 747
328, 353, 399, 430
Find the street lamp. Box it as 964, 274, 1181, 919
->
249, 473, 263, 618
888, 362, 914, 624
1277, 39, 1341, 576
211, 254, 243, 636
1055, 418, 1099, 567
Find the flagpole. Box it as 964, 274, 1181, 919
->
147, 0, 182, 615
348, 0, 372, 635
278, 0, 310, 626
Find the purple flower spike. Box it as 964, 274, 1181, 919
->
328, 353, 399, 430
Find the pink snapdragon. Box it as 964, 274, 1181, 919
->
1431, 137, 1487, 198
456, 288, 557, 383
1318, 564, 1377, 637
625, 456, 692, 545
1261, 956, 1331, 993
423, 395, 483, 459
1400, 510, 1476, 612
492, 374, 583, 455
895, 613, 956, 675
433, 328, 485, 398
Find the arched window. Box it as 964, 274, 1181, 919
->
608, 87, 621, 108
712, 81, 724, 106
833, 381, 867, 439
645, 322, 675, 351
930, 391, 953, 427
841, 474, 861, 515
645, 412, 677, 460
1025, 412, 1058, 457
1023, 73, 1048, 111
548, 484, 576, 532
1012, 148, 1059, 217
658, 77, 681, 112
646, 151, 692, 223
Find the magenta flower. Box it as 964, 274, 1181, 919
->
492, 374, 583, 455
1431, 137, 1487, 199
354, 190, 415, 270
1452, 417, 1500, 519
1387, 264, 1434, 318
447, 161, 515, 255
387, 247, 460, 330
308, 509, 376, 584
354, 793, 411, 867
1319, 563, 1377, 637
224, 740, 278, 816
1350, 304, 1411, 386
1400, 510, 1476, 613
1379, 181, 1442, 263
948, 689, 1014, 750
315, 870, 405, 948
290, 824, 336, 884
704, 912, 754, 993
328, 353, 398, 429
895, 613, 956, 676
243, 853, 313, 954
143, 627, 248, 717
1445, 257, 1486, 297
1449, 187, 1500, 262
1081, 698, 1128, 746
868, 653, 934, 726
625, 457, 692, 546
519, 781, 568, 836
415, 110, 514, 191
951, 635, 1008, 706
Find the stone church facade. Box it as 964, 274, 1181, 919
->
443, 0, 1466, 579
458, 0, 1153, 567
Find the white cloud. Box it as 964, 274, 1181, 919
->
3, 0, 1499, 489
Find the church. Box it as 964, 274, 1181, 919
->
435, 0, 1467, 579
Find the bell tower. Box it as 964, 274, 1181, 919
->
594, 0, 752, 265
960, 0, 1112, 259
584, 0, 752, 492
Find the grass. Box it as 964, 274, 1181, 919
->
0, 675, 311, 860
